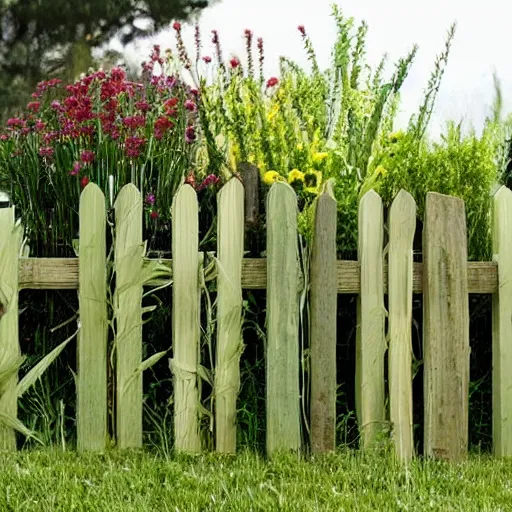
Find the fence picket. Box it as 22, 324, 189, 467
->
423, 192, 469, 461
492, 186, 512, 456
266, 182, 301, 454
78, 184, 108, 451
215, 178, 245, 453
172, 184, 201, 453
356, 189, 385, 449
114, 184, 143, 449
0, 207, 22, 450
310, 180, 337, 453
388, 190, 416, 462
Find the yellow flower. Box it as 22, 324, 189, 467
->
288, 169, 305, 186
375, 165, 388, 177
267, 104, 280, 122
312, 152, 329, 164
263, 170, 281, 186
296, 143, 304, 151
304, 169, 322, 195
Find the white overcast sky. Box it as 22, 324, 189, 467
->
123, 0, 510, 139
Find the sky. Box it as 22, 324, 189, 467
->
122, 0, 510, 139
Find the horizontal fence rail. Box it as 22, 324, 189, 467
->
18, 257, 499, 294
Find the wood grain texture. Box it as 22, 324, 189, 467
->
0, 208, 22, 450
239, 162, 260, 227
171, 185, 201, 453
388, 190, 416, 462
114, 184, 143, 449
77, 184, 108, 452
18, 258, 499, 294
266, 182, 301, 455
492, 186, 512, 456
423, 192, 469, 461
310, 181, 337, 453
215, 179, 244, 453
356, 190, 386, 449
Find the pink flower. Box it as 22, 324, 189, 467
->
35, 119, 46, 131
197, 174, 220, 191
230, 57, 241, 69
51, 100, 62, 111
266, 77, 279, 88
69, 161, 82, 176
184, 100, 196, 112
27, 101, 41, 113
39, 146, 54, 158
173, 21, 182, 32
80, 150, 95, 164
0, 134, 9, 141
6, 118, 23, 128
80, 176, 90, 189
202, 56, 212, 64
145, 193, 156, 205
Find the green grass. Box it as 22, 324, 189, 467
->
0, 449, 511, 511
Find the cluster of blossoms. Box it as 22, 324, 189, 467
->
1, 53, 204, 218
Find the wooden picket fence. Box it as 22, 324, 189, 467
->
1, 177, 512, 462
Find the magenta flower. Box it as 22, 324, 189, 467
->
298, 25, 306, 36
230, 57, 241, 69
184, 100, 196, 112
185, 125, 196, 144
266, 77, 279, 88
27, 101, 41, 113
202, 56, 212, 64
80, 150, 95, 164
6, 118, 23, 128
145, 193, 156, 205
69, 161, 82, 176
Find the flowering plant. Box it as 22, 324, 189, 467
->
0, 54, 222, 255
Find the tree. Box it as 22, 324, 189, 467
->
0, 0, 214, 112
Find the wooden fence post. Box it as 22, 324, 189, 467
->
356, 189, 386, 449
215, 178, 245, 453
423, 192, 469, 461
492, 186, 512, 456
172, 184, 201, 453
78, 184, 108, 451
310, 180, 337, 453
388, 190, 416, 462
266, 182, 301, 454
0, 207, 22, 450
114, 184, 143, 449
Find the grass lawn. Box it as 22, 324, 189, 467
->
0, 448, 511, 511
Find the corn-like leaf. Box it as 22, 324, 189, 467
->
120, 350, 168, 394
0, 411, 42, 444
0, 356, 25, 397
16, 330, 77, 398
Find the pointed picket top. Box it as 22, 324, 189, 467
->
388, 189, 416, 462
215, 177, 245, 453
78, 183, 108, 451
172, 182, 201, 453
492, 184, 512, 456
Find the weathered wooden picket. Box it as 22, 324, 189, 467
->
1, 178, 511, 462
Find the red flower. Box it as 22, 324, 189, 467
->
298, 25, 306, 37
244, 29, 253, 38
185, 125, 196, 144
110, 67, 126, 82
80, 176, 90, 189
202, 56, 212, 64
122, 115, 146, 129
124, 135, 146, 159
154, 116, 175, 139
266, 77, 279, 88
135, 100, 151, 112
27, 101, 41, 113
35, 119, 46, 131
173, 21, 182, 31
211, 30, 219, 44
150, 210, 159, 219
38, 146, 54, 158
230, 57, 241, 69
80, 150, 95, 164
164, 97, 179, 113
